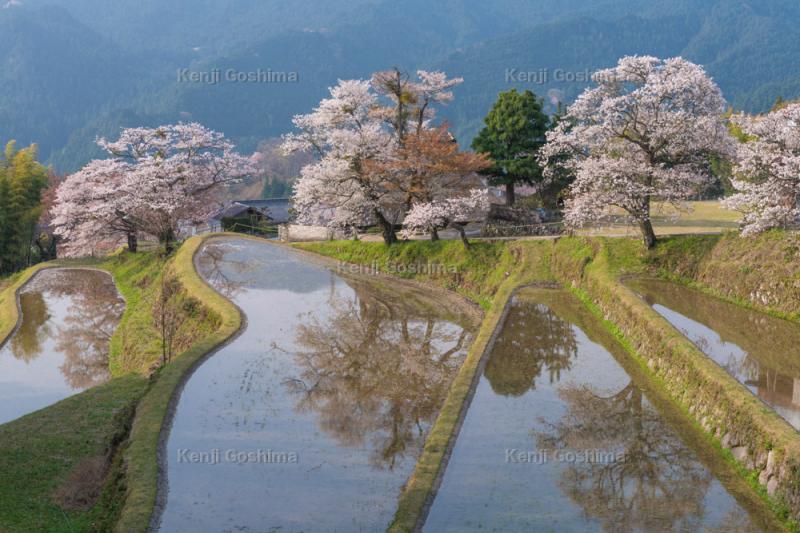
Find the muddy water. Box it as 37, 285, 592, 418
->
628, 278, 800, 431
156, 238, 476, 532
0, 268, 124, 425
423, 288, 777, 532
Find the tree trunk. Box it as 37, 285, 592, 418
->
127, 232, 138, 253
26, 226, 34, 267
430, 227, 439, 241
639, 219, 657, 249
160, 228, 176, 254
375, 211, 397, 246
455, 224, 470, 249
506, 182, 516, 207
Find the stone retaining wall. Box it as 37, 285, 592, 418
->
552, 237, 800, 524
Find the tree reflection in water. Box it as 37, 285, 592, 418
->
631, 278, 800, 427
10, 291, 51, 362
535, 381, 716, 532
9, 269, 124, 389
285, 280, 470, 470
484, 297, 715, 529
195, 243, 250, 298
484, 300, 577, 396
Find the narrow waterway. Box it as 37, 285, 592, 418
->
628, 278, 800, 430
0, 268, 124, 425
156, 238, 476, 532
423, 288, 778, 532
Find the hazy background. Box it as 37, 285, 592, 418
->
2, 0, 798, 173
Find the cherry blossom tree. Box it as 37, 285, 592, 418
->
371, 68, 463, 139
283, 79, 398, 241
99, 123, 254, 250
364, 124, 490, 212
53, 123, 253, 256
403, 189, 489, 247
542, 56, 733, 248
52, 159, 137, 257
723, 103, 800, 235
283, 71, 463, 245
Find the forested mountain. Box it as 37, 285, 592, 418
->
439, 0, 800, 142
3, 0, 800, 173
0, 6, 159, 161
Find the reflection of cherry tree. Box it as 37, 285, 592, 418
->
285, 283, 468, 469
197, 244, 246, 298
484, 302, 578, 397
9, 291, 51, 362
683, 328, 761, 387
10, 270, 124, 389
195, 243, 253, 298
636, 279, 800, 414
55, 272, 125, 388
535, 382, 713, 532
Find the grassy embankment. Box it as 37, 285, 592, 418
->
643, 230, 800, 321
296, 239, 554, 531
298, 230, 800, 531
552, 235, 800, 530
1, 230, 795, 531
0, 235, 241, 532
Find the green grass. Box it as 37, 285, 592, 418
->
652, 200, 741, 227
0, 375, 148, 532
605, 230, 800, 322
302, 232, 800, 531
102, 251, 167, 376
295, 239, 553, 310
579, 200, 741, 236
99, 249, 222, 376
562, 279, 793, 532
298, 239, 555, 531
115, 234, 243, 533
1, 230, 796, 531
553, 235, 800, 530
0, 235, 242, 533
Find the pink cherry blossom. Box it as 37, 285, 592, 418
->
542, 56, 734, 247
724, 103, 800, 235
403, 189, 489, 246
53, 123, 254, 256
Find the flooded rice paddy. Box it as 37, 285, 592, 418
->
156, 238, 476, 532
628, 278, 800, 431
0, 268, 124, 425
423, 288, 777, 532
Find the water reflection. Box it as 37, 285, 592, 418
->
536, 382, 715, 531
11, 291, 51, 362
628, 278, 800, 430
0, 269, 124, 424
286, 280, 469, 469
159, 239, 475, 532
484, 300, 577, 396
423, 288, 772, 532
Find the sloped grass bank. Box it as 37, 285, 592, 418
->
3, 231, 796, 531
611, 231, 800, 322
103, 248, 222, 376
0, 235, 241, 532
553, 236, 800, 529
0, 376, 148, 532
115, 235, 242, 533
296, 240, 556, 531
300, 233, 800, 531
294, 240, 553, 310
